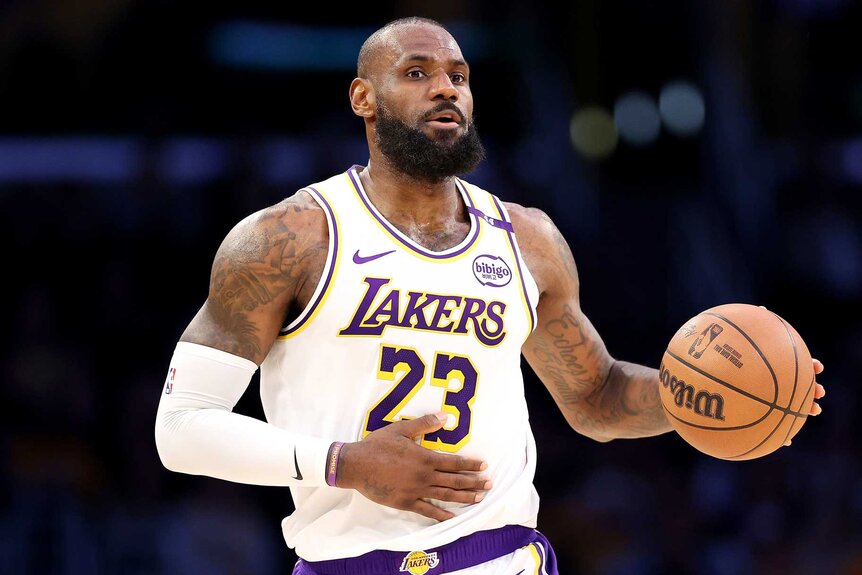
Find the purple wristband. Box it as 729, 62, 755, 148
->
326, 442, 345, 487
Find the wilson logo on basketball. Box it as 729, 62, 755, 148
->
659, 362, 726, 421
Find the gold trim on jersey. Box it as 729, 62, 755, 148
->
486, 192, 537, 334
276, 186, 342, 340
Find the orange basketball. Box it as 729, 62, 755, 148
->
659, 303, 815, 460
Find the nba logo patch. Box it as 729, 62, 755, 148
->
399, 550, 440, 574
164, 367, 176, 395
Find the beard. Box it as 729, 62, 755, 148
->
374, 100, 486, 183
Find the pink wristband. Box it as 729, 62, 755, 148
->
325, 441, 345, 487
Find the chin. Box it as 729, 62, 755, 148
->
427, 128, 463, 144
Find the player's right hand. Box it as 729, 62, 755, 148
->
335, 412, 492, 521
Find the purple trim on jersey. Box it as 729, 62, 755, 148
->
466, 206, 514, 233
490, 195, 537, 333
531, 529, 560, 575
280, 186, 338, 335
347, 166, 480, 260
291, 525, 547, 575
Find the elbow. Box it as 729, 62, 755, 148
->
154, 425, 180, 472
572, 424, 615, 443
563, 411, 616, 443
154, 411, 192, 474
587, 433, 615, 443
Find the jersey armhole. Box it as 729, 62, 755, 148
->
489, 195, 540, 332
278, 186, 340, 338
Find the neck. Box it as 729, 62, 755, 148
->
358, 158, 466, 229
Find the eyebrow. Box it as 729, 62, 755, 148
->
401, 54, 469, 69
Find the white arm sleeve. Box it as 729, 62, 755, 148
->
155, 341, 332, 487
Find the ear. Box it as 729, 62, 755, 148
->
349, 78, 376, 119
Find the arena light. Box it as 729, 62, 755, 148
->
659, 81, 705, 136
209, 21, 490, 72
613, 91, 660, 147
570, 106, 618, 160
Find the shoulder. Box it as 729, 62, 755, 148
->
503, 201, 579, 298
219, 189, 328, 262
503, 201, 557, 243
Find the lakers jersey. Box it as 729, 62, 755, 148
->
260, 165, 541, 561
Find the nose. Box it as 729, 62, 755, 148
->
429, 69, 458, 102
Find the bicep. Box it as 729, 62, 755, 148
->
180, 195, 327, 364
180, 262, 290, 365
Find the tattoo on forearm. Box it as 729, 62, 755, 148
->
530, 304, 612, 406
528, 305, 669, 438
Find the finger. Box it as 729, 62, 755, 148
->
425, 486, 486, 504
386, 412, 446, 439
409, 499, 454, 522
433, 471, 493, 491
810, 402, 823, 416
432, 452, 487, 473
813, 358, 824, 374
814, 383, 825, 400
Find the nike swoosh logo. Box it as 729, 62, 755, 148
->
352, 249, 396, 264
291, 447, 303, 481
515, 571, 525, 575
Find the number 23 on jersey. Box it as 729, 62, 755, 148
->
362, 344, 479, 452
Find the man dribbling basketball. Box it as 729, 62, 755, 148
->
154, 17, 826, 574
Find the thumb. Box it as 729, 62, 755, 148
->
388, 412, 448, 438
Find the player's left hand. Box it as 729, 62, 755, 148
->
784, 358, 825, 446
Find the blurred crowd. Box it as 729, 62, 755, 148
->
2, 1, 860, 574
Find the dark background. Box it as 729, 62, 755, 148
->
2, 1, 860, 573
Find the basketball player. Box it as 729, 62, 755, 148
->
155, 17, 825, 574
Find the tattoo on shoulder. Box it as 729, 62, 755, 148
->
198, 192, 326, 359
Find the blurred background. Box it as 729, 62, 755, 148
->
1, 0, 860, 573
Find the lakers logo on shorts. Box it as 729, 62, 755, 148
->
399, 550, 440, 574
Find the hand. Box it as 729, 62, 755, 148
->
785, 358, 825, 446
336, 412, 492, 521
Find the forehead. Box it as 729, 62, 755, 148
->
383, 24, 465, 67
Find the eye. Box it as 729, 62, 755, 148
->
451, 72, 466, 83
407, 69, 426, 79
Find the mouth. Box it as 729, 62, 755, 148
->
424, 108, 465, 130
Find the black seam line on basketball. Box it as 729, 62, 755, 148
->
725, 411, 791, 460
664, 349, 809, 418
661, 402, 774, 431
702, 312, 779, 405
780, 373, 815, 447
774, 313, 801, 412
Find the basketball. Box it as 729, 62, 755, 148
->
659, 303, 815, 460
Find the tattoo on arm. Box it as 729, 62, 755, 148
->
518, 204, 671, 439
586, 361, 669, 438
183, 194, 327, 362
530, 304, 611, 405
528, 307, 669, 439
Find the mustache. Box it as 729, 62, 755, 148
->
422, 102, 466, 124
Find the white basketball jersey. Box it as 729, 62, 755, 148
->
260, 166, 541, 561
